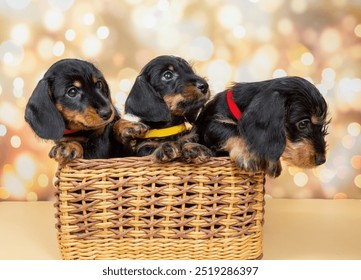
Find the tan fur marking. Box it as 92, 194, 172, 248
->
163, 84, 209, 116
282, 139, 316, 168
222, 136, 253, 168
215, 114, 238, 126
311, 115, 319, 125
73, 80, 82, 88
92, 75, 98, 84
55, 103, 114, 130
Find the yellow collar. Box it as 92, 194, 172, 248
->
142, 123, 190, 138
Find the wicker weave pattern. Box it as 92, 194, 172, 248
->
55, 157, 265, 260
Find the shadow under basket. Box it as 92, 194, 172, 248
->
54, 157, 265, 260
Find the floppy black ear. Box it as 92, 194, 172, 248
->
24, 79, 65, 140
238, 91, 286, 161
125, 76, 171, 122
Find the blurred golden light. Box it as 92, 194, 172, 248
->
259, 0, 284, 13
82, 36, 102, 57
256, 26, 272, 42
342, 135, 356, 149
53, 41, 65, 57
11, 24, 30, 45
26, 192, 38, 201
0, 102, 23, 129
13, 77, 24, 89
43, 9, 64, 32
290, 0, 308, 14
354, 24, 361, 38
347, 122, 361, 136
48, 0, 74, 11
251, 44, 279, 79
338, 78, 361, 105
334, 192, 348, 199
38, 174, 50, 188
351, 156, 361, 170
157, 0, 170, 11
5, 0, 31, 10
65, 29, 76, 41
354, 175, 361, 189
316, 83, 329, 96
0, 187, 10, 200
97, 26, 110, 40
0, 40, 24, 66
320, 28, 341, 53
277, 18, 293, 35
15, 154, 36, 180
37, 37, 55, 59
273, 68, 287, 78
318, 166, 336, 183
233, 25, 246, 38
83, 12, 95, 25
322, 67, 336, 82
293, 172, 308, 187
13, 77, 24, 98
10, 136, 21, 149
300, 52, 314, 66
119, 79, 133, 92
156, 26, 181, 50
0, 0, 360, 201
3, 172, 26, 198
218, 5, 243, 28
0, 124, 7, 137
207, 59, 232, 90
190, 36, 214, 61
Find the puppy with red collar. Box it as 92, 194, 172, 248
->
195, 76, 329, 177
25, 58, 146, 164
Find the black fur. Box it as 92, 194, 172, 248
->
25, 58, 133, 163
125, 55, 212, 163
195, 76, 329, 177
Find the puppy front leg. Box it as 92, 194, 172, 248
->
223, 136, 282, 177
178, 130, 212, 164
223, 136, 265, 172
113, 119, 149, 144
266, 160, 282, 178
49, 141, 83, 164
153, 141, 182, 163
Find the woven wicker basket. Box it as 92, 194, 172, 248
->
54, 156, 265, 260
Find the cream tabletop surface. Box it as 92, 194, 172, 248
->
0, 198, 360, 260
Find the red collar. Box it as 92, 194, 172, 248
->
226, 89, 242, 121
63, 129, 80, 135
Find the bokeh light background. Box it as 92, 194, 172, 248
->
0, 0, 360, 201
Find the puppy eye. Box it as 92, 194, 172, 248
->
162, 71, 174, 81
297, 119, 310, 130
66, 87, 79, 98
96, 81, 103, 89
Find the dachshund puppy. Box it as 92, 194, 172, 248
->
25, 58, 144, 164
120, 55, 212, 163
195, 76, 329, 177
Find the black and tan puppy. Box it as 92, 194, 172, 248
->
195, 76, 329, 177
120, 55, 212, 163
25, 58, 144, 164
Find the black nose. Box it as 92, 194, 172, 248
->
98, 108, 112, 120
315, 154, 326, 165
196, 81, 209, 94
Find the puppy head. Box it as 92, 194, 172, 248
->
281, 77, 329, 168
25, 58, 114, 140
125, 55, 210, 123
